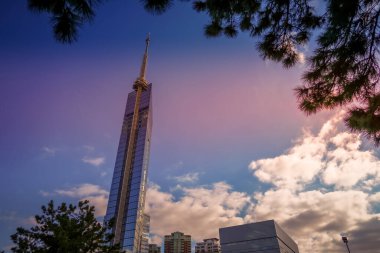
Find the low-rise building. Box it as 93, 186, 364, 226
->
195, 238, 221, 253
219, 220, 299, 253
140, 214, 150, 253
149, 243, 161, 253
164, 231, 191, 253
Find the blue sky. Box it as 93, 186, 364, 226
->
1, 1, 380, 252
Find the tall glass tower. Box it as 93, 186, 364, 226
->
105, 35, 153, 253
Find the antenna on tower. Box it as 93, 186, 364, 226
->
134, 33, 150, 90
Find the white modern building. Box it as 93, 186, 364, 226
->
195, 238, 221, 253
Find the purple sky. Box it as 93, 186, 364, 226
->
1, 1, 379, 252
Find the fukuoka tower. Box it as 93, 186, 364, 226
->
105, 35, 153, 253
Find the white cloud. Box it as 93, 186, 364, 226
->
74, 112, 375, 252
31, 113, 379, 253
83, 145, 95, 152
172, 172, 199, 183
0, 212, 37, 226
42, 146, 56, 156
246, 189, 377, 252
247, 112, 380, 253
24, 216, 37, 226
54, 184, 109, 217
144, 178, 379, 252
369, 192, 380, 203
55, 183, 108, 197
249, 113, 380, 191
39, 190, 51, 197
82, 156, 105, 167
322, 132, 380, 189
249, 131, 325, 190
145, 182, 250, 242
85, 194, 109, 217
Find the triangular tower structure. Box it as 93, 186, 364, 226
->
105, 35, 153, 253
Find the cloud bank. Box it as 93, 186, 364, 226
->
43, 113, 379, 252
249, 115, 380, 191
247, 113, 380, 252
45, 184, 109, 217
145, 113, 380, 252
145, 182, 250, 242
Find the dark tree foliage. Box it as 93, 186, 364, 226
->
145, 0, 380, 145
10, 200, 119, 253
28, 0, 102, 43
295, 0, 380, 144
28, 0, 380, 144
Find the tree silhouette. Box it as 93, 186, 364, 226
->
10, 200, 120, 253
28, 0, 380, 144
28, 0, 102, 43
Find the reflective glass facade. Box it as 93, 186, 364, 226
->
105, 84, 153, 253
219, 220, 299, 253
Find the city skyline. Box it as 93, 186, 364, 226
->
1, 1, 380, 253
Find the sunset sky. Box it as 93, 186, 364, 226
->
1, 1, 379, 252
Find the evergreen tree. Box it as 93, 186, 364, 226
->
27, 0, 101, 43
10, 200, 120, 253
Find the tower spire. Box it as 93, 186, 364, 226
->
134, 33, 150, 90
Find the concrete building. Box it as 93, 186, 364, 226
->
195, 238, 221, 253
140, 237, 149, 253
219, 220, 299, 253
104, 35, 153, 253
164, 231, 191, 253
149, 244, 161, 253
140, 214, 150, 253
